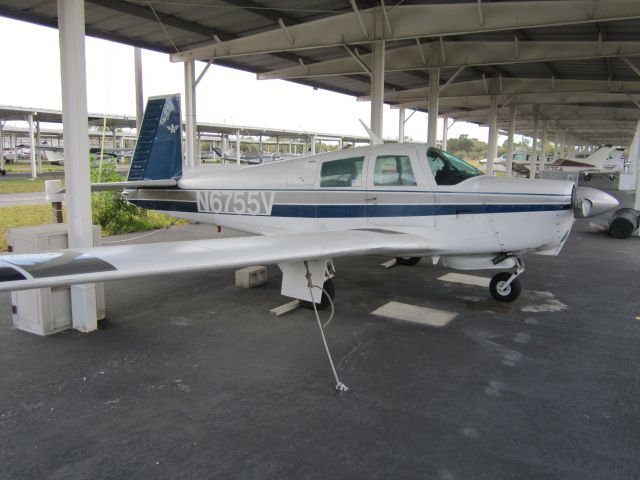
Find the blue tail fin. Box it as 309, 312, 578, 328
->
127, 94, 182, 181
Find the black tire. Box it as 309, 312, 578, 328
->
0, 169, 5, 176
489, 272, 522, 302
395, 256, 421, 266
300, 278, 335, 311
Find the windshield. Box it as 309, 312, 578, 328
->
427, 147, 484, 185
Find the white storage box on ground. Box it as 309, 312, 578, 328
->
8, 224, 105, 336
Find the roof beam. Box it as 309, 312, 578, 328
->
86, 0, 221, 40
257, 41, 640, 80
359, 78, 640, 102
446, 104, 640, 121
391, 92, 640, 110
171, 1, 640, 61
513, 29, 562, 79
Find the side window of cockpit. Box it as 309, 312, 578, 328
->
320, 157, 364, 187
373, 155, 417, 186
427, 147, 483, 186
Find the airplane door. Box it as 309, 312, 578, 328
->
366, 147, 436, 228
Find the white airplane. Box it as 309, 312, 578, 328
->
542, 145, 625, 174
0, 94, 619, 306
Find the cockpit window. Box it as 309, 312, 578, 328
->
320, 156, 364, 187
426, 147, 483, 185
374, 155, 417, 186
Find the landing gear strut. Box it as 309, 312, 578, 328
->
490, 257, 524, 302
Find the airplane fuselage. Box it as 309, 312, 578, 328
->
125, 143, 577, 265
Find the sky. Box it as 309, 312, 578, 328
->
0, 16, 490, 143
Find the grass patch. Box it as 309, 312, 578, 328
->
0, 178, 47, 194
0, 204, 183, 251
0, 205, 64, 251
3, 163, 64, 174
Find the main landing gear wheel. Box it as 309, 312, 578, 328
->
490, 272, 522, 303
395, 256, 421, 266
0, 169, 6, 176
300, 278, 335, 311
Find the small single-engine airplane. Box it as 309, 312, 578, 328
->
542, 145, 625, 175
0, 94, 619, 307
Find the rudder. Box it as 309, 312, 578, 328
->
128, 94, 183, 181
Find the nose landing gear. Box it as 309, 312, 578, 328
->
489, 257, 524, 302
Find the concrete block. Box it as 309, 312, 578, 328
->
235, 266, 267, 289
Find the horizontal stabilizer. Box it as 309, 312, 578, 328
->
91, 179, 178, 192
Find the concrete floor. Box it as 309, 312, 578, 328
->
1, 199, 639, 479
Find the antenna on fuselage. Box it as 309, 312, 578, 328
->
358, 119, 384, 145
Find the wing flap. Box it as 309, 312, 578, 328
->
0, 230, 432, 292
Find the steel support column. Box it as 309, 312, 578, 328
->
58, 0, 97, 332
184, 60, 197, 168
0, 121, 4, 173
427, 66, 440, 146
539, 119, 547, 174
398, 107, 405, 143
442, 114, 449, 151
235, 130, 241, 165
310, 135, 317, 155
27, 113, 37, 179
370, 40, 385, 139
530, 114, 539, 180
35, 120, 42, 175
134, 47, 144, 132
506, 105, 516, 177
633, 120, 640, 231
486, 95, 498, 176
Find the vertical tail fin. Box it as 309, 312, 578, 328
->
127, 94, 183, 181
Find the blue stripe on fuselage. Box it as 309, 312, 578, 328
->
129, 199, 571, 217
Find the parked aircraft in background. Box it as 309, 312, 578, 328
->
42, 146, 133, 166
0, 94, 619, 309
542, 145, 625, 174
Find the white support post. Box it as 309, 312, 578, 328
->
633, 120, 640, 229
35, 120, 42, 175
58, 0, 97, 333
530, 114, 538, 179
554, 129, 560, 159
560, 130, 566, 158
398, 106, 405, 143
27, 113, 37, 179
486, 94, 498, 176
540, 119, 547, 171
134, 48, 143, 132
506, 105, 516, 177
442, 114, 449, 151
235, 130, 241, 165
370, 40, 385, 139
184, 60, 197, 168
0, 121, 4, 172
427, 66, 440, 146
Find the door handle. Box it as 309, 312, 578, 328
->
364, 197, 377, 201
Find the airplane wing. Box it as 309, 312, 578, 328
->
0, 229, 432, 292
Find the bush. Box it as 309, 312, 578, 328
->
89, 157, 178, 235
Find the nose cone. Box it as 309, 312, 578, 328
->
574, 187, 619, 218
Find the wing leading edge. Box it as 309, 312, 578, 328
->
0, 229, 433, 292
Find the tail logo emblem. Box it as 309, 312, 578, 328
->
166, 123, 178, 134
